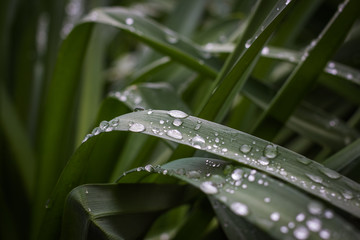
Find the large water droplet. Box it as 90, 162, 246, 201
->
264, 144, 278, 158
168, 110, 188, 119
293, 226, 309, 240
200, 181, 218, 194
191, 135, 206, 149
240, 144, 252, 154
305, 173, 323, 184
230, 202, 249, 216
258, 156, 270, 166
129, 123, 145, 132
92, 127, 101, 135
306, 217, 322, 232
270, 212, 280, 222
144, 164, 153, 172
296, 156, 311, 165
110, 118, 119, 127
166, 129, 183, 140
319, 167, 341, 179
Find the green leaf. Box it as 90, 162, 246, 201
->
61, 183, 196, 239
117, 157, 360, 240
252, 0, 360, 140
86, 110, 360, 217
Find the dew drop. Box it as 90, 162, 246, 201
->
109, 118, 119, 127
264, 144, 278, 158
168, 110, 188, 119
222, 148, 228, 153
245, 39, 252, 49
270, 212, 280, 221
296, 156, 311, 165
280, 226, 289, 233
258, 156, 270, 166
306, 217, 322, 232
195, 123, 201, 130
187, 170, 201, 179
166, 129, 183, 140
340, 189, 353, 200
200, 181, 218, 194
319, 167, 341, 179
230, 202, 249, 216
191, 135, 206, 149
296, 213, 306, 222
293, 226, 309, 240
308, 201, 323, 215
248, 175, 255, 182
264, 197, 271, 203
319, 229, 331, 239
45, 199, 52, 209
305, 173, 323, 184
125, 17, 134, 25
231, 169, 243, 180
92, 127, 101, 135
172, 119, 183, 127
285, 0, 291, 5
240, 144, 252, 154
324, 210, 333, 219
100, 121, 109, 131
261, 46, 270, 55
129, 123, 145, 132
144, 164, 153, 172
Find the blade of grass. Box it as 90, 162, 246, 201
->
118, 157, 360, 240
252, 0, 360, 140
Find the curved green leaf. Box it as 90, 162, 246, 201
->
117, 157, 360, 240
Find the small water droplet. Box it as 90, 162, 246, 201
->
245, 39, 251, 48
172, 119, 182, 127
191, 135, 206, 149
144, 164, 153, 172
261, 46, 270, 54
285, 0, 291, 5
258, 156, 270, 166
88, 208, 92, 212
319, 229, 331, 239
187, 170, 201, 179
168, 110, 188, 119
319, 167, 341, 179
231, 169, 243, 180
248, 175, 255, 182
200, 181, 218, 194
264, 197, 271, 203
280, 226, 289, 233
230, 202, 249, 216
129, 123, 145, 132
166, 129, 183, 140
324, 210, 333, 219
306, 217, 322, 232
293, 226, 309, 240
296, 213, 306, 222
296, 156, 311, 165
270, 212, 280, 221
308, 201, 323, 215
85, 189, 89, 194
240, 144, 252, 153
110, 118, 119, 127
166, 32, 178, 44
222, 148, 228, 153
45, 199, 52, 209
92, 127, 101, 135
125, 17, 134, 25
264, 144, 278, 158
100, 121, 109, 131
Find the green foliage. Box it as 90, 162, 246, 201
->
1, 0, 360, 239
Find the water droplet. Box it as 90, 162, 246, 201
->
264, 197, 271, 203
306, 217, 322, 232
231, 169, 243, 180
296, 213, 306, 222
285, 0, 291, 5
258, 156, 270, 166
129, 123, 145, 132
293, 226, 309, 240
340, 189, 353, 200
261, 47, 270, 55
296, 156, 311, 165
230, 202, 249, 216
240, 144, 252, 154
245, 39, 251, 48
172, 119, 182, 127
222, 148, 228, 153
195, 123, 201, 130
45, 199, 52, 209
200, 181, 218, 194
82, 134, 92, 143
270, 212, 280, 221
324, 210, 333, 219
305, 173, 323, 184
308, 201, 323, 215
319, 168, 341, 179
100, 121, 109, 131
144, 164, 153, 172
319, 229, 331, 239
248, 175, 255, 182
159, 120, 165, 125
92, 127, 101, 135
166, 32, 178, 44
280, 226, 289, 233
125, 17, 134, 25
110, 118, 119, 127
264, 144, 278, 158
85, 189, 89, 194
191, 135, 206, 149
166, 129, 183, 140
187, 170, 201, 179
168, 110, 188, 119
